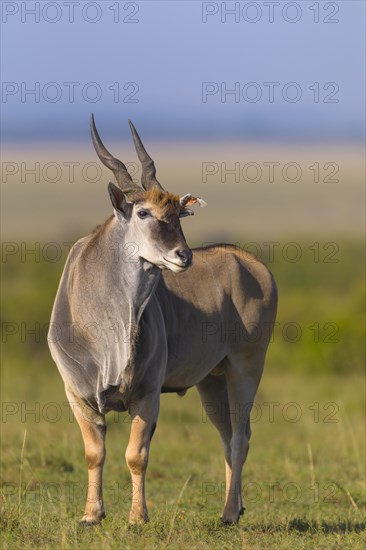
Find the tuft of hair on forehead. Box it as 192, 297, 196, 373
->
140, 187, 180, 215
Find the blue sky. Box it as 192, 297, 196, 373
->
1, 1, 365, 141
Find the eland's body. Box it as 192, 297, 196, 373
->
48, 117, 277, 525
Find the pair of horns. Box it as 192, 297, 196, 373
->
90, 114, 164, 199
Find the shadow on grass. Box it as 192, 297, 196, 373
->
288, 518, 366, 534
243, 519, 366, 534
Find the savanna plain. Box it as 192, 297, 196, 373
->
1, 143, 365, 549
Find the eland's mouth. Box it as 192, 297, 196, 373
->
162, 257, 191, 273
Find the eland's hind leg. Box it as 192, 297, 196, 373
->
65, 387, 106, 525
221, 350, 266, 524
197, 369, 237, 515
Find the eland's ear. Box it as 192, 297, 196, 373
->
179, 193, 207, 211
108, 182, 132, 218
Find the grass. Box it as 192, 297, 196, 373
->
1, 238, 365, 548
1, 371, 365, 549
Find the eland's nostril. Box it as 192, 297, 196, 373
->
176, 249, 193, 266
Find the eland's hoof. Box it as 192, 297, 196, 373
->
220, 514, 240, 525
129, 515, 149, 525
221, 506, 245, 524
79, 511, 105, 526
129, 512, 149, 525
79, 519, 99, 527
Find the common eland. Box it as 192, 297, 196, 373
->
48, 115, 277, 525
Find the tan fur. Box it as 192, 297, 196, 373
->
65, 388, 106, 524
138, 188, 180, 218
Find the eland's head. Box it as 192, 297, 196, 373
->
90, 115, 206, 273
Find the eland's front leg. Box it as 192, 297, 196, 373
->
125, 394, 160, 523
65, 388, 106, 525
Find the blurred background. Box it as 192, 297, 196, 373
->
1, 2, 365, 545
1, 0, 364, 368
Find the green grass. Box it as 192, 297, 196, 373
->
1, 238, 365, 548
1, 371, 365, 549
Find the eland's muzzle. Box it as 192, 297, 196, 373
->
175, 248, 193, 268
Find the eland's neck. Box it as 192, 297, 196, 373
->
95, 216, 161, 328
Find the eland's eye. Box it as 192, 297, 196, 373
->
137, 209, 150, 219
